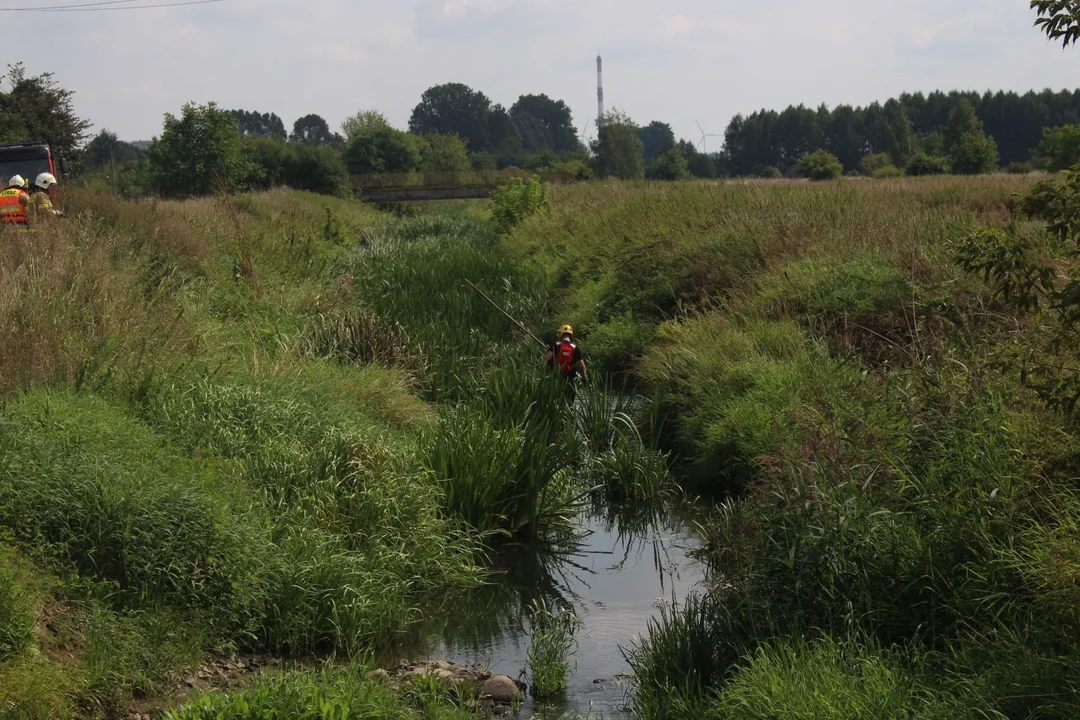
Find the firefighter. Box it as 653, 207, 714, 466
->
29, 173, 62, 223
546, 324, 587, 381
0, 175, 30, 226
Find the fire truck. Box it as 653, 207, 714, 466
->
0, 141, 67, 196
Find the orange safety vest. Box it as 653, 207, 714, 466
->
0, 187, 29, 225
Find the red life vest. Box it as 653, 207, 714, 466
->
0, 188, 29, 225
555, 341, 577, 374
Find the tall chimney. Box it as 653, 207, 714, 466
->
597, 55, 605, 123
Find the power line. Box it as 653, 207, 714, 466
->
0, 0, 223, 10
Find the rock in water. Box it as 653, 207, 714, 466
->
479, 674, 523, 703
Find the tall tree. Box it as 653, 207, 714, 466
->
408, 83, 493, 152
83, 129, 143, 169
148, 102, 253, 197
637, 121, 676, 164
290, 114, 342, 148
510, 94, 579, 155
341, 109, 391, 141
591, 110, 645, 180
230, 110, 286, 140
0, 64, 90, 159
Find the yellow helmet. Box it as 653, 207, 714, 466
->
558, 324, 574, 336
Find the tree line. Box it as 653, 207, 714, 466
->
11, 60, 1080, 197
722, 89, 1080, 177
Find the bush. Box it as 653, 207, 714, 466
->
871, 164, 905, 179
757, 165, 783, 179
906, 152, 950, 176
795, 150, 843, 181
949, 130, 1000, 175
1034, 124, 1080, 171
860, 152, 895, 175
148, 102, 255, 197
490, 175, 548, 234
343, 127, 421, 175
1007, 161, 1034, 174
647, 147, 692, 181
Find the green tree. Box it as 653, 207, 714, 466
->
943, 100, 983, 149
83, 129, 143, 169
291, 114, 343, 148
795, 150, 843, 180
950, 130, 999, 174
1035, 124, 1080, 170
341, 109, 391, 141
148, 102, 253, 197
591, 110, 645, 180
417, 133, 470, 172
230, 110, 286, 140
0, 64, 90, 159
283, 143, 348, 195
637, 121, 676, 164
1032, 0, 1080, 47
510, 94, 580, 155
343, 127, 420, 175
646, 147, 690, 180
408, 83, 493, 152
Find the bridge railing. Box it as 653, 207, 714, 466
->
350, 169, 527, 190
350, 167, 578, 191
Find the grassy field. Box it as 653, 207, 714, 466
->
2, 174, 1079, 718
503, 176, 1080, 718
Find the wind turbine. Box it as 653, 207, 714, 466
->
697, 121, 722, 153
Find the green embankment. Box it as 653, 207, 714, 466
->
4, 175, 1080, 718
506, 176, 1080, 718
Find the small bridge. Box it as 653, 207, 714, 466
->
351, 169, 570, 202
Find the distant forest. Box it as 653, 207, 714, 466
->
722, 89, 1080, 176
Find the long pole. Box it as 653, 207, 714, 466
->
465, 278, 547, 350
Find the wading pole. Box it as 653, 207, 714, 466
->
465, 278, 548, 350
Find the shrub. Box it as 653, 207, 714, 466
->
795, 150, 843, 181
1034, 124, 1080, 171
490, 175, 548, 234
1007, 161, 1034, 174
647, 147, 692, 181
872, 164, 905, 179
949, 130, 1000, 175
344, 127, 421, 175
906, 151, 950, 176
758, 165, 783, 179
860, 152, 895, 175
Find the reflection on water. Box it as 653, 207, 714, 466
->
400, 504, 706, 718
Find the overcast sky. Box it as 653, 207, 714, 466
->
8, 0, 1080, 146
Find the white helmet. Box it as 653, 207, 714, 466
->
35, 173, 56, 191
8, 175, 25, 189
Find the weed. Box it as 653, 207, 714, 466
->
526, 598, 578, 699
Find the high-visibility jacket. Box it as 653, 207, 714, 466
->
0, 187, 29, 225
29, 192, 56, 224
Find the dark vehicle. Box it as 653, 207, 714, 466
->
0, 142, 67, 194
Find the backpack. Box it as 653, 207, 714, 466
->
555, 341, 577, 374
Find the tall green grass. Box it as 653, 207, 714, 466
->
526, 598, 578, 699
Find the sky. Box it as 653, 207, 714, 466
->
7, 0, 1080, 146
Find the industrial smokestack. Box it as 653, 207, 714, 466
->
597, 55, 605, 123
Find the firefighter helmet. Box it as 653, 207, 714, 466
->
34, 173, 57, 191
7, 175, 25, 189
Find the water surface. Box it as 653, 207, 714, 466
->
406, 508, 706, 718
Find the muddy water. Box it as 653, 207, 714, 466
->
404, 508, 706, 718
